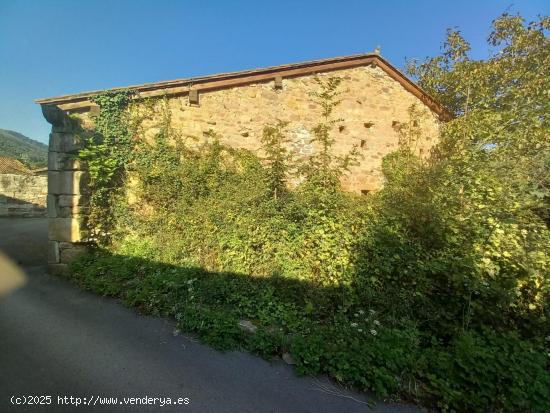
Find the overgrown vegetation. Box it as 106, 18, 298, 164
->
77, 90, 135, 243
73, 13, 549, 412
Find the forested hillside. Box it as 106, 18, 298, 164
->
0, 129, 47, 168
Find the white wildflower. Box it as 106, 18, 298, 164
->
370, 329, 377, 336
351, 322, 358, 328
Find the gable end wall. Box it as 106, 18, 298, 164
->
41, 63, 441, 273
138, 65, 440, 192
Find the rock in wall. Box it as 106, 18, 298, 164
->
0, 173, 47, 217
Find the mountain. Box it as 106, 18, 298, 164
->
0, 129, 48, 169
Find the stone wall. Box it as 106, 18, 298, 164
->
42, 105, 89, 274
0, 173, 47, 217
41, 63, 442, 274
138, 65, 440, 192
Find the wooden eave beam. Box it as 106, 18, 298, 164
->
35, 54, 451, 120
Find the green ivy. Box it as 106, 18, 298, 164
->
77, 89, 135, 243
66, 13, 550, 413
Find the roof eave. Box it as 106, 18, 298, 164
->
35, 53, 451, 120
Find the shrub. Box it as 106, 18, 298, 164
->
70, 14, 550, 412
422, 330, 550, 412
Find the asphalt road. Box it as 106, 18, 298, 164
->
0, 217, 422, 413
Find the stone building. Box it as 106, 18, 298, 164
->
0, 156, 47, 217
36, 53, 449, 274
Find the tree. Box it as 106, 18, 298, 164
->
261, 120, 292, 200
407, 13, 550, 224
366, 13, 550, 338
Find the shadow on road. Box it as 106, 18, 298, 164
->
0, 217, 48, 266
0, 217, 421, 413
0, 217, 47, 296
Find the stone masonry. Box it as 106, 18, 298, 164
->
37, 53, 448, 274
0, 173, 47, 217
142, 65, 441, 191
41, 105, 89, 275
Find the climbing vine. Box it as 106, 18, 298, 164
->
68, 15, 550, 410
300, 76, 360, 196
260, 120, 292, 201
77, 89, 135, 244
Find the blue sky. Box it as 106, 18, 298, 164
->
0, 0, 548, 144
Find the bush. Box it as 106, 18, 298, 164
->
423, 330, 550, 412
71, 15, 550, 411
70, 251, 550, 411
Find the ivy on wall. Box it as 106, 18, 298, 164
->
77, 90, 135, 243
68, 14, 550, 410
